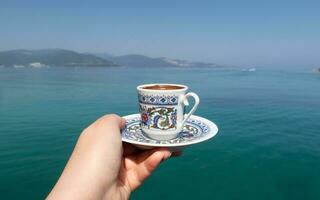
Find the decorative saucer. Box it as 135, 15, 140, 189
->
121, 114, 218, 149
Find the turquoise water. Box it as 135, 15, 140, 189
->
1, 67, 320, 199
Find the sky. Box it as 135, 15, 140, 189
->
0, 0, 319, 67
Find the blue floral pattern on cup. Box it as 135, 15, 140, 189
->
140, 105, 177, 130
138, 94, 178, 105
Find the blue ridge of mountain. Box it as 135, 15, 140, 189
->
0, 49, 222, 68
95, 53, 219, 68
0, 49, 117, 67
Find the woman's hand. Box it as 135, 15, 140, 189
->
47, 114, 172, 200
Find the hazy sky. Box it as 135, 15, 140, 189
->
0, 0, 319, 67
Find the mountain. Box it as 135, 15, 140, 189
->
160, 58, 217, 67
92, 53, 114, 60
0, 49, 116, 67
110, 55, 173, 68
95, 53, 218, 68
0, 49, 222, 68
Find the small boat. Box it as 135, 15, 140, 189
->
13, 65, 25, 68
242, 68, 256, 72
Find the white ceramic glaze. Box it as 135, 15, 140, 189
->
137, 83, 200, 140
121, 114, 218, 150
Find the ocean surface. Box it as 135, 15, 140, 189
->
0, 66, 320, 200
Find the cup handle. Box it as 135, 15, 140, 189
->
178, 92, 200, 130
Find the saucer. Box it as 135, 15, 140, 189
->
121, 114, 218, 149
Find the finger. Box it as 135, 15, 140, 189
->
124, 148, 171, 191
123, 143, 140, 156
171, 151, 183, 157
136, 148, 171, 181
83, 114, 124, 148
120, 118, 126, 129
95, 114, 123, 128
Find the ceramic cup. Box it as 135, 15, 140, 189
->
137, 83, 200, 140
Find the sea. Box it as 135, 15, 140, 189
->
0, 66, 320, 200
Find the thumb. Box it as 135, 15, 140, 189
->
94, 114, 126, 130
143, 148, 172, 172
128, 148, 171, 191
120, 117, 126, 129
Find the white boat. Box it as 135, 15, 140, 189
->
13, 65, 25, 68
29, 62, 48, 68
241, 68, 256, 72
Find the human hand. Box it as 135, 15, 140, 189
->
47, 114, 173, 200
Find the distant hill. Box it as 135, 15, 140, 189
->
92, 53, 114, 60
0, 49, 224, 68
0, 49, 116, 67
111, 54, 173, 68
95, 53, 219, 68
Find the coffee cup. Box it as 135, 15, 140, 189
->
137, 83, 200, 140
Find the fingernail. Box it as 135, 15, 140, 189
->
164, 151, 172, 160
121, 118, 126, 127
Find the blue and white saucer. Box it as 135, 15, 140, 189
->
121, 114, 219, 149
